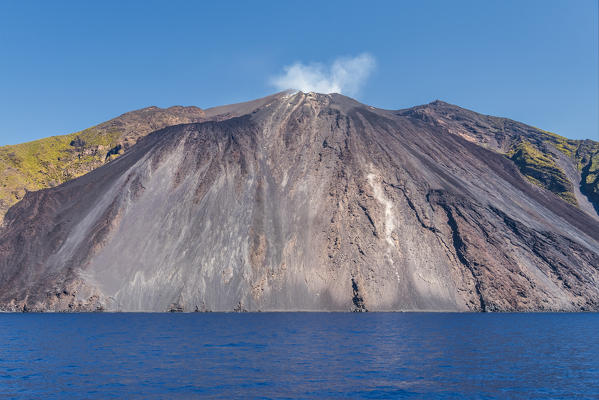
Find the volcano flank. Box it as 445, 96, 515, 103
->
1, 91, 598, 312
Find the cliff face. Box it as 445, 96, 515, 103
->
1, 92, 598, 312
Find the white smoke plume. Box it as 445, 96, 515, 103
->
270, 53, 376, 96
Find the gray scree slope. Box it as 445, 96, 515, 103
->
1, 91, 598, 312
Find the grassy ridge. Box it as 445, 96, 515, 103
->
0, 106, 206, 222
0, 127, 122, 217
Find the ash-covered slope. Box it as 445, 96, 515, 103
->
1, 92, 598, 312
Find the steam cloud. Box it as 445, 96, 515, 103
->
270, 53, 375, 96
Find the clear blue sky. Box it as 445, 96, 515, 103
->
0, 0, 597, 145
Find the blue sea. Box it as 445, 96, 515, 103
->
1, 313, 598, 399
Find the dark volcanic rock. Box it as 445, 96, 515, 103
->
1, 91, 598, 311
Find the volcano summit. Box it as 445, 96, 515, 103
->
1, 91, 598, 312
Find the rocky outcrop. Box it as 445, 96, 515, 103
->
0, 91, 598, 312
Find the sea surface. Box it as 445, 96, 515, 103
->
0, 313, 598, 399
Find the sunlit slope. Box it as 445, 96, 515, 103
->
0, 106, 206, 221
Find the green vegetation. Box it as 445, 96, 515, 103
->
0, 127, 123, 219
0, 105, 206, 222
580, 150, 599, 211
0, 107, 205, 222
533, 128, 578, 159
508, 141, 577, 205
586, 152, 599, 177
509, 126, 599, 211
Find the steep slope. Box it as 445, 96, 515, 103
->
398, 101, 599, 216
1, 92, 598, 312
0, 105, 206, 222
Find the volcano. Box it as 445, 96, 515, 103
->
1, 91, 598, 312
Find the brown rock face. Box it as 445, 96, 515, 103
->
0, 91, 598, 312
